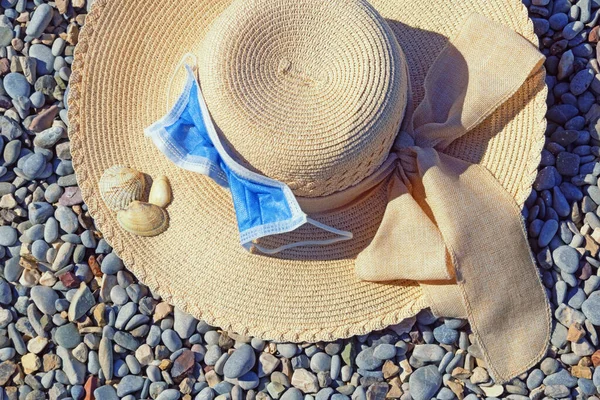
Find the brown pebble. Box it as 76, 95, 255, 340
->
590, 26, 600, 43
382, 360, 400, 379
43, 354, 61, 371
88, 255, 103, 277
56, 0, 70, 14
567, 322, 586, 343
591, 350, 600, 367
29, 105, 59, 132
571, 365, 592, 379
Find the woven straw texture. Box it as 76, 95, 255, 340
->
68, 0, 547, 342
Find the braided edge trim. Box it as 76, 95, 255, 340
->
67, 0, 428, 342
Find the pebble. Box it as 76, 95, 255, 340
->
28, 44, 55, 76
30, 286, 58, 314
582, 291, 600, 325
174, 307, 197, 339
54, 323, 81, 349
224, 344, 256, 379
409, 365, 442, 400
356, 347, 384, 371
102, 251, 124, 274
310, 352, 332, 372
68, 283, 95, 321
162, 329, 182, 352
25, 4, 53, 39
411, 344, 445, 363
3, 73, 30, 99
0, 225, 17, 246
553, 245, 580, 273
34, 126, 63, 148
116, 375, 145, 397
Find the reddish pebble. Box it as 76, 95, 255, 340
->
59, 271, 80, 288
171, 349, 195, 379
84, 376, 98, 400
88, 255, 103, 277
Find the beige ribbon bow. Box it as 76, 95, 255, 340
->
356, 14, 551, 383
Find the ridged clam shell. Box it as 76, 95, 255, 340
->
149, 175, 172, 208
99, 165, 146, 210
117, 201, 169, 237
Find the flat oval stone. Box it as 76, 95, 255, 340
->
409, 365, 442, 400
0, 226, 17, 247
372, 344, 396, 360
22, 153, 46, 178
552, 246, 580, 273
101, 252, 123, 275
30, 285, 58, 314
3, 73, 31, 99
29, 44, 55, 76
433, 324, 459, 345
55, 206, 79, 234
224, 344, 256, 379
54, 323, 81, 349
161, 329, 182, 352
34, 127, 63, 149
156, 389, 181, 400
411, 344, 445, 363
310, 352, 332, 372
356, 347, 384, 371
116, 375, 145, 397
25, 3, 53, 39
582, 291, 600, 325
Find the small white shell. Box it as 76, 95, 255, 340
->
148, 175, 172, 208
99, 166, 146, 211
117, 201, 169, 237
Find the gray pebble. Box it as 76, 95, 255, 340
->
34, 126, 63, 149
54, 323, 81, 349
102, 251, 123, 274
582, 291, 600, 325
409, 365, 442, 400
552, 246, 580, 273
0, 225, 17, 246
30, 285, 58, 314
3, 73, 30, 99
29, 44, 55, 76
25, 3, 53, 39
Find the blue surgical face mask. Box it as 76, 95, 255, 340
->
145, 66, 352, 254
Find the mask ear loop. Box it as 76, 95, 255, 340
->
166, 53, 199, 113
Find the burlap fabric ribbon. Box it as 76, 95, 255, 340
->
355, 14, 551, 382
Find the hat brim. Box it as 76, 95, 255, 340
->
69, 0, 546, 341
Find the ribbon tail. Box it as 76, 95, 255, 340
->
355, 173, 452, 282
416, 147, 551, 383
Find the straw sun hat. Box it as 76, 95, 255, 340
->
69, 0, 551, 382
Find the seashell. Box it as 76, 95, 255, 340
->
99, 165, 146, 211
148, 175, 172, 208
117, 201, 169, 237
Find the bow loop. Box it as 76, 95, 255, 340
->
355, 13, 549, 383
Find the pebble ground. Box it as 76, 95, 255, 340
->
1, 0, 600, 399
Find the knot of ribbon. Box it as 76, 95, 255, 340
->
354, 14, 550, 383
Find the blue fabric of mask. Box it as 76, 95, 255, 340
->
145, 66, 353, 254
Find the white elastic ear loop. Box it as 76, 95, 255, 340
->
166, 53, 198, 112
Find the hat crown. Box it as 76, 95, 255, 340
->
198, 0, 408, 197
